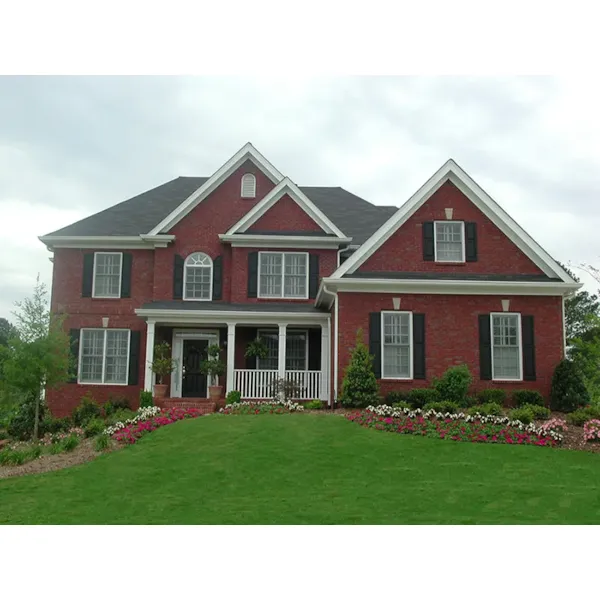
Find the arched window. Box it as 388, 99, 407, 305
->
241, 173, 256, 198
184, 252, 212, 300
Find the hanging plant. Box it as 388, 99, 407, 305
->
245, 336, 269, 360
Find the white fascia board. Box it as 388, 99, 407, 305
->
322, 277, 582, 296
219, 234, 352, 249
38, 235, 175, 250
134, 308, 330, 326
225, 177, 348, 239
331, 159, 576, 284
147, 143, 285, 235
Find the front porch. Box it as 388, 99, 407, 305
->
136, 303, 331, 404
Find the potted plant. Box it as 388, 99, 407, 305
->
245, 336, 269, 361
200, 343, 226, 403
150, 341, 177, 399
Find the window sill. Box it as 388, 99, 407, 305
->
490, 379, 524, 383
77, 381, 129, 386
91, 296, 122, 300
380, 377, 413, 381
433, 261, 466, 266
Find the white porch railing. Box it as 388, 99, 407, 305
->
234, 369, 322, 401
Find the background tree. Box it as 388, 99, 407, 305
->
0, 317, 18, 348
560, 264, 600, 344
0, 275, 71, 440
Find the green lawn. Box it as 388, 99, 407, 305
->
1, 414, 600, 524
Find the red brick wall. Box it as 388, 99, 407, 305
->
336, 292, 563, 401
248, 194, 324, 232
359, 181, 544, 275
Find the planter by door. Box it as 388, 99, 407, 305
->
153, 383, 168, 399
182, 339, 209, 398
208, 385, 223, 403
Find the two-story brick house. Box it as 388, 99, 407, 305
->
39, 143, 580, 416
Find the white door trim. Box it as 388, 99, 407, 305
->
170, 328, 219, 398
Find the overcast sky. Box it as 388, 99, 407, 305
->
0, 76, 598, 318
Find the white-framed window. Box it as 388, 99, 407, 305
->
491, 313, 522, 381
79, 329, 130, 385
93, 252, 122, 298
434, 221, 465, 263
382, 311, 413, 379
258, 252, 308, 299
241, 173, 256, 198
256, 329, 308, 371
184, 252, 213, 300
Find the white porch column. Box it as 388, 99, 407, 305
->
278, 323, 287, 381
226, 322, 236, 394
144, 320, 156, 392
320, 321, 331, 403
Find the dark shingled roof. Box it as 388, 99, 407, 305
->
346, 272, 561, 282
44, 177, 397, 245
140, 301, 329, 313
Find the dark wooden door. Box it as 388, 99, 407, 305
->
182, 339, 208, 398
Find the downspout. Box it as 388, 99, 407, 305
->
322, 283, 338, 408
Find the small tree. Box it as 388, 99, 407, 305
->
150, 341, 177, 384
200, 344, 226, 386
0, 276, 71, 440
550, 359, 590, 413
340, 329, 379, 408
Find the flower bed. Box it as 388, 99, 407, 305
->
108, 407, 204, 445
219, 401, 305, 415
346, 405, 565, 447
583, 420, 600, 443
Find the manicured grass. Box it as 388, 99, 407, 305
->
2, 414, 600, 524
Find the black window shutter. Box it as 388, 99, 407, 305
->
68, 328, 80, 383
423, 222, 435, 261
248, 252, 258, 298
369, 312, 382, 379
465, 222, 478, 262
245, 327, 258, 369
412, 314, 426, 379
479, 314, 492, 380
173, 254, 184, 299
121, 253, 132, 298
82, 253, 94, 297
308, 329, 321, 371
309, 254, 320, 299
128, 330, 141, 385
212, 255, 223, 300
522, 315, 536, 381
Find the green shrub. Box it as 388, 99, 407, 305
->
461, 395, 478, 409
72, 393, 101, 427
340, 330, 380, 408
567, 405, 600, 426
105, 408, 136, 426
391, 401, 412, 411
423, 401, 461, 414
512, 390, 545, 408
408, 388, 440, 409
508, 407, 535, 424
305, 399, 324, 410
84, 418, 105, 438
139, 390, 154, 408
477, 389, 507, 406
386, 391, 410, 406
62, 434, 79, 452
432, 364, 472, 406
0, 445, 41, 466
225, 391, 242, 405
522, 403, 551, 420
103, 401, 114, 417
49, 442, 64, 455
41, 416, 72, 434
550, 359, 590, 413
467, 403, 504, 417
94, 434, 110, 452
6, 396, 48, 440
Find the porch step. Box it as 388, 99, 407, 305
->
158, 398, 218, 414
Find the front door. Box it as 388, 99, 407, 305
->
182, 339, 208, 398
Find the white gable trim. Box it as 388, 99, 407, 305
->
224, 177, 347, 238
146, 143, 284, 235
38, 234, 175, 250
331, 159, 576, 284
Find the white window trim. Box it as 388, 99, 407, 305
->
257, 251, 309, 300
241, 173, 257, 198
256, 328, 309, 371
433, 220, 466, 263
183, 252, 213, 301
92, 252, 123, 299
78, 328, 131, 386
490, 312, 523, 382
381, 311, 413, 380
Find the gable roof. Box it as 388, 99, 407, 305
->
225, 177, 348, 239
331, 159, 577, 284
